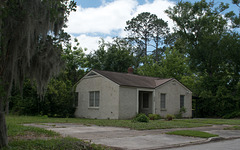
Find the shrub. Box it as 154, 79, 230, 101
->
166, 114, 174, 121
132, 113, 149, 123
175, 107, 187, 119
148, 114, 161, 120
222, 111, 240, 119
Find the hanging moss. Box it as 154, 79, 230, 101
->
0, 0, 76, 97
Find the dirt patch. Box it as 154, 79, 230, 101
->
8, 131, 59, 141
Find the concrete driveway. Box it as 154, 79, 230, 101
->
24, 123, 240, 150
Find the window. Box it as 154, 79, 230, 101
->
160, 94, 166, 109
180, 95, 184, 108
89, 91, 100, 107
142, 93, 149, 108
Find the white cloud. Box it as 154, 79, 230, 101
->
65, 0, 138, 34
65, 0, 176, 53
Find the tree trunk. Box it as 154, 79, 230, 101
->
155, 35, 159, 62
4, 101, 9, 115
144, 37, 147, 56
0, 5, 8, 149
0, 112, 8, 149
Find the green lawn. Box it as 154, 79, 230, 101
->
2, 137, 109, 150
166, 130, 218, 138
3, 115, 240, 149
6, 115, 210, 130
4, 115, 112, 150
177, 118, 240, 125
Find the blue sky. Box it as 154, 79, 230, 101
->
77, 0, 235, 8
65, 0, 239, 53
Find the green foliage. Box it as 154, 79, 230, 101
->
137, 48, 196, 92
148, 114, 161, 120
175, 107, 187, 119
61, 39, 86, 83
166, 114, 174, 121
125, 12, 169, 61
166, 0, 240, 118
86, 38, 134, 72
225, 0, 240, 28
132, 113, 149, 123
9, 39, 86, 118
10, 78, 76, 118
222, 111, 240, 119
166, 130, 218, 138
3, 137, 110, 150
137, 55, 162, 77
3, 137, 108, 150
159, 48, 192, 80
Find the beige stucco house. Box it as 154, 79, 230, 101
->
75, 69, 192, 119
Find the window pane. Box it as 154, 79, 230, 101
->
89, 92, 94, 107
180, 95, 184, 108
95, 91, 99, 107
161, 94, 166, 109
143, 93, 149, 108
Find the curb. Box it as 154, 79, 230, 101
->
145, 136, 240, 150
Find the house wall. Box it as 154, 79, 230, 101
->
155, 80, 192, 118
119, 86, 138, 119
75, 75, 119, 119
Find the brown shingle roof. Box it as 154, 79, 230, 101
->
93, 69, 173, 89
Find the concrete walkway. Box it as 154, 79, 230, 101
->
24, 123, 240, 150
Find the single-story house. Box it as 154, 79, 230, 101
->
75, 68, 192, 119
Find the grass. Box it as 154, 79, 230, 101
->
166, 130, 218, 138
4, 115, 112, 150
6, 115, 209, 130
2, 137, 109, 150
6, 115, 240, 130
177, 118, 240, 125
224, 126, 240, 130
4, 115, 240, 149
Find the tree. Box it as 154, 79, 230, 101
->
0, 0, 76, 148
9, 39, 86, 118
61, 38, 86, 83
125, 12, 157, 56
151, 18, 169, 62
165, 0, 240, 117
125, 12, 169, 63
137, 48, 193, 82
165, 0, 229, 75
225, 0, 240, 28
86, 38, 134, 72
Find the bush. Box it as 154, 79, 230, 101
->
222, 111, 240, 119
132, 113, 149, 123
175, 107, 186, 119
148, 114, 161, 120
166, 114, 174, 121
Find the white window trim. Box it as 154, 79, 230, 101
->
89, 91, 100, 108
160, 93, 166, 111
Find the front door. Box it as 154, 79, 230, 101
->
139, 91, 152, 114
